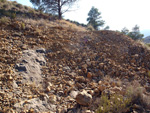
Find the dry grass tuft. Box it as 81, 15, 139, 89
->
17, 17, 87, 31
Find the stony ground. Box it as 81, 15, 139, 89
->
0, 18, 150, 113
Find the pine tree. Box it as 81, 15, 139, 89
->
87, 7, 105, 30
30, 0, 78, 19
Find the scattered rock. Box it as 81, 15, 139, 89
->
87, 72, 92, 79
75, 90, 92, 106
14, 98, 56, 112
0, 11, 150, 112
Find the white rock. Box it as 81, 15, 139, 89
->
70, 90, 79, 98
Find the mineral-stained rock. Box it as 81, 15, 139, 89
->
75, 90, 92, 106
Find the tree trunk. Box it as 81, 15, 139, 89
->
58, 0, 62, 19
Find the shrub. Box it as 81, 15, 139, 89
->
2, 11, 16, 19
146, 43, 150, 47
21, 22, 25, 30
0, 16, 10, 25
87, 24, 95, 31
96, 94, 131, 113
11, 12, 16, 19
0, 0, 6, 2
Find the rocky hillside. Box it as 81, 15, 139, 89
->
143, 36, 150, 44
0, 1, 150, 113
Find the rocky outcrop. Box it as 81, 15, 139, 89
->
15, 49, 46, 84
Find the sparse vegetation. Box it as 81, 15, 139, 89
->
96, 94, 131, 113
121, 25, 144, 40
87, 24, 95, 31
0, 0, 6, 2
0, 16, 10, 25
20, 22, 25, 30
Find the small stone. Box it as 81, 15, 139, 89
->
132, 104, 143, 111
75, 90, 92, 106
98, 81, 102, 85
98, 85, 106, 91
76, 76, 85, 82
60, 108, 67, 113
84, 110, 92, 113
70, 90, 78, 98
88, 90, 94, 96
49, 94, 57, 103
8, 75, 13, 80
145, 86, 150, 92
12, 80, 18, 88
21, 44, 27, 50
132, 111, 138, 113
87, 72, 92, 78
46, 86, 51, 92
110, 86, 122, 92
29, 108, 34, 113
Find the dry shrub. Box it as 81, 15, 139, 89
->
87, 24, 95, 31
0, 16, 10, 25
55, 19, 87, 31
0, 0, 6, 3
17, 17, 87, 31
96, 93, 131, 113
126, 80, 150, 110
96, 79, 150, 113
136, 40, 150, 50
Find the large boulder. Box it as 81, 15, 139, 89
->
75, 90, 92, 106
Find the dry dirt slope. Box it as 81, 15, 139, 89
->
0, 17, 150, 113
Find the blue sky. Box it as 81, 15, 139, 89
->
10, 0, 150, 37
